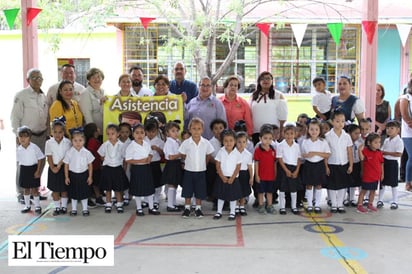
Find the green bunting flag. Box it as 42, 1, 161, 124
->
3, 8, 20, 30
327, 23, 343, 46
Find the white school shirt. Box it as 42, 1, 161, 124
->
45, 137, 71, 165
312, 90, 332, 114
17, 142, 45, 166
209, 136, 222, 158
276, 140, 301, 166
352, 138, 363, 163
63, 147, 95, 173
179, 136, 214, 172
98, 140, 126, 167
120, 138, 132, 178
144, 135, 164, 162
325, 129, 352, 165
163, 137, 181, 160
215, 147, 242, 177
301, 138, 331, 163
382, 135, 404, 160
238, 149, 253, 171
125, 140, 152, 164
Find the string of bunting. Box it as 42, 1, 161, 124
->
2, 7, 42, 29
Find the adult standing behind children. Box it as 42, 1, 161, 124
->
47, 64, 85, 107
331, 76, 365, 124
11, 68, 49, 203
400, 78, 412, 191
375, 83, 391, 138
169, 61, 198, 103
220, 75, 253, 136
129, 66, 152, 96
79, 68, 106, 135
250, 71, 288, 144
185, 77, 227, 139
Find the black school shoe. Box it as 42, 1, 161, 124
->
34, 207, 42, 214
167, 206, 181, 212
21, 206, 31, 213
53, 208, 61, 216
148, 208, 160, 215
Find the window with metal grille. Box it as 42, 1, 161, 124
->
270, 24, 360, 94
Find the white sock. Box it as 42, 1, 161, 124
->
24, 195, 30, 207
71, 199, 78, 211
291, 192, 297, 209
147, 195, 154, 209
327, 189, 332, 203
230, 201, 236, 215
116, 202, 123, 207
195, 205, 201, 210
167, 187, 176, 208
81, 199, 88, 211
154, 187, 162, 203
349, 187, 356, 201
392, 187, 398, 203
305, 188, 313, 207
337, 189, 346, 207
172, 188, 177, 206
135, 197, 142, 210
123, 189, 129, 199
379, 186, 385, 202
329, 190, 337, 207
191, 196, 196, 206
61, 197, 68, 208
54, 200, 60, 208
33, 196, 40, 207
106, 202, 113, 207
217, 199, 224, 214
279, 192, 285, 209
315, 189, 322, 207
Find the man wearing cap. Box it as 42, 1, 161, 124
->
46, 64, 85, 107
169, 61, 198, 103
129, 66, 152, 96
11, 68, 49, 203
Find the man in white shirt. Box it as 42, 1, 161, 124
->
46, 64, 85, 107
129, 66, 152, 96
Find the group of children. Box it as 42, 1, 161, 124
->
16, 107, 404, 219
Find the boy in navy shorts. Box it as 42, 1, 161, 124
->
179, 117, 215, 218
254, 126, 277, 214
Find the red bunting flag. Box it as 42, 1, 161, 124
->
256, 23, 271, 37
26, 7, 42, 26
139, 17, 156, 29
361, 20, 377, 45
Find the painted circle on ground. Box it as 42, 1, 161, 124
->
299, 211, 332, 219
320, 247, 368, 260
304, 223, 344, 234
6, 223, 48, 234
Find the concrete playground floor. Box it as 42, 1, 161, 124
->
1, 186, 412, 274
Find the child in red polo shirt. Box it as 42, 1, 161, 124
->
356, 133, 384, 213
254, 125, 276, 214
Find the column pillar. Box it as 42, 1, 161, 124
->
21, 0, 39, 85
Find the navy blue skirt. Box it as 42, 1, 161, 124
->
279, 164, 302, 192
302, 160, 327, 187
47, 166, 67, 192
19, 165, 40, 189
382, 159, 398, 187
161, 159, 183, 187
101, 165, 129, 191
327, 164, 352, 190
214, 176, 242, 201
349, 162, 361, 187
239, 170, 252, 197
150, 161, 164, 188
68, 171, 90, 200
129, 164, 155, 196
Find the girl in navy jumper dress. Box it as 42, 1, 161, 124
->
63, 128, 95, 216
213, 129, 242, 221
126, 124, 160, 216
45, 117, 71, 216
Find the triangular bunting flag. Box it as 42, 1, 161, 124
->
327, 23, 343, 46
139, 17, 156, 30
256, 23, 271, 38
396, 24, 411, 48
362, 20, 377, 45
291, 24, 307, 48
26, 8, 42, 26
3, 8, 20, 30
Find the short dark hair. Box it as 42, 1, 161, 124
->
346, 124, 360, 134
386, 120, 400, 128
331, 110, 345, 121
210, 118, 227, 131
86, 68, 104, 81
61, 63, 75, 70
312, 77, 325, 85
129, 66, 144, 74
259, 124, 273, 137
154, 75, 170, 86
106, 124, 119, 132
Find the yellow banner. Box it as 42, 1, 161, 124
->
103, 94, 184, 132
